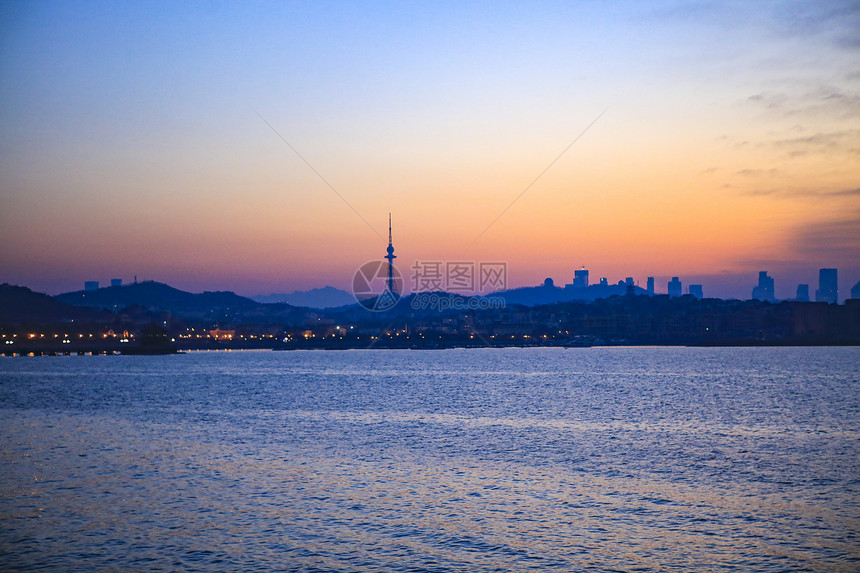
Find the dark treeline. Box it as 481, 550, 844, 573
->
2, 283, 858, 352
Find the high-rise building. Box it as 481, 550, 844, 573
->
573, 268, 589, 288
796, 284, 810, 302
599, 277, 608, 287
110, 278, 122, 287
646, 277, 655, 296
851, 281, 860, 300
624, 277, 634, 286
752, 271, 776, 302
84, 281, 99, 291
668, 277, 682, 297
688, 284, 703, 299
815, 268, 838, 304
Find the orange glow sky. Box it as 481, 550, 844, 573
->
1, 1, 858, 300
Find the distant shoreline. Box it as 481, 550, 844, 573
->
4, 339, 859, 357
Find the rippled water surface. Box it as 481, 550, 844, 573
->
1, 347, 859, 571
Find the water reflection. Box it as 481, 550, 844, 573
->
1, 347, 859, 571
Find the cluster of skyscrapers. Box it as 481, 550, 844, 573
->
752, 268, 843, 304
562, 267, 853, 304
564, 268, 704, 299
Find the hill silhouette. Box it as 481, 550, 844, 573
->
0, 283, 106, 325
54, 281, 315, 326
56, 281, 266, 313
252, 286, 355, 308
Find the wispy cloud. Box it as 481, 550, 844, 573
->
747, 91, 789, 110
804, 86, 860, 119
747, 87, 860, 121
736, 168, 780, 177
788, 209, 860, 263
743, 187, 860, 199
769, 128, 860, 157
728, 124, 860, 158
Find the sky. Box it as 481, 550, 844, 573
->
1, 0, 858, 300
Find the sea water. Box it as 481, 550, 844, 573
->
1, 347, 858, 571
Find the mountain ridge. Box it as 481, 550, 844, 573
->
0, 283, 107, 324
251, 286, 356, 308
55, 280, 267, 313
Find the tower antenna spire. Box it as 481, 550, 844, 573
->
385, 213, 396, 293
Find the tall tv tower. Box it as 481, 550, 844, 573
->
385, 213, 396, 293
